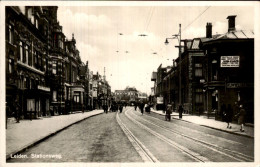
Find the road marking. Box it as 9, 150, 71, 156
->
116, 112, 159, 162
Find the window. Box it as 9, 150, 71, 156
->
19, 41, 23, 62
27, 8, 34, 24
26, 77, 30, 89
27, 99, 35, 112
58, 39, 63, 49
35, 18, 39, 29
31, 42, 34, 67
53, 91, 57, 102
195, 88, 203, 103
52, 61, 57, 74
24, 45, 28, 64
8, 25, 14, 44
73, 92, 80, 103
8, 59, 13, 74
195, 63, 202, 77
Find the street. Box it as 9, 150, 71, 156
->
7, 107, 253, 162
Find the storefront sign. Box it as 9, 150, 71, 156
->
191, 52, 204, 57
227, 83, 253, 88
220, 56, 239, 67
157, 97, 164, 104
38, 85, 50, 92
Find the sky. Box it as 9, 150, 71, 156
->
57, 4, 254, 94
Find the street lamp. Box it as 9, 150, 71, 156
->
165, 24, 182, 105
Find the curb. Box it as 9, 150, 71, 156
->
6, 111, 103, 160
150, 111, 254, 139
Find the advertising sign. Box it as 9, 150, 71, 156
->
221, 56, 239, 67
157, 97, 164, 104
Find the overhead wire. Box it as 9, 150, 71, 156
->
182, 6, 211, 32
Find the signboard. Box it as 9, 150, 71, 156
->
38, 85, 50, 92
191, 52, 204, 57
221, 56, 239, 67
157, 97, 164, 104
227, 83, 253, 88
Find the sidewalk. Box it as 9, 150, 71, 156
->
150, 108, 254, 138
6, 110, 104, 160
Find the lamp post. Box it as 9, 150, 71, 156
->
165, 24, 182, 105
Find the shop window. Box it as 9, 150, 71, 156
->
27, 99, 35, 112
195, 88, 203, 103
195, 63, 202, 77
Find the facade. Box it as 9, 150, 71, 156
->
202, 16, 254, 122
92, 72, 111, 109
114, 87, 146, 105
6, 7, 51, 119
6, 6, 110, 120
151, 15, 254, 123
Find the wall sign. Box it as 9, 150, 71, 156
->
221, 56, 239, 67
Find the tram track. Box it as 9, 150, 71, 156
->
124, 108, 209, 162
128, 108, 254, 162
116, 112, 158, 162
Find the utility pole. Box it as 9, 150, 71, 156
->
165, 24, 182, 105
178, 24, 182, 105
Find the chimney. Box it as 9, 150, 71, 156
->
206, 22, 212, 38
227, 15, 237, 32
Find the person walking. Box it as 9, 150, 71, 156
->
119, 104, 123, 113
224, 104, 233, 129
165, 103, 172, 121
235, 105, 246, 132
140, 102, 144, 115
178, 104, 183, 119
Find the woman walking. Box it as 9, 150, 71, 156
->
178, 104, 183, 119
224, 104, 233, 129
236, 105, 246, 132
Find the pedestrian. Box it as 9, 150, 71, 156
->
178, 104, 183, 119
140, 103, 144, 115
119, 104, 123, 113
235, 105, 246, 132
165, 103, 172, 121
134, 103, 137, 111
224, 104, 233, 129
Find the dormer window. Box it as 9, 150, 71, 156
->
27, 8, 34, 24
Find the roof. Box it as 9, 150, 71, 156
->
202, 30, 254, 44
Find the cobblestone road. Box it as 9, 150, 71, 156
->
7, 112, 142, 162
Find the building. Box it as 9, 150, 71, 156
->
6, 6, 105, 121
151, 15, 254, 123
6, 6, 52, 119
201, 16, 254, 122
